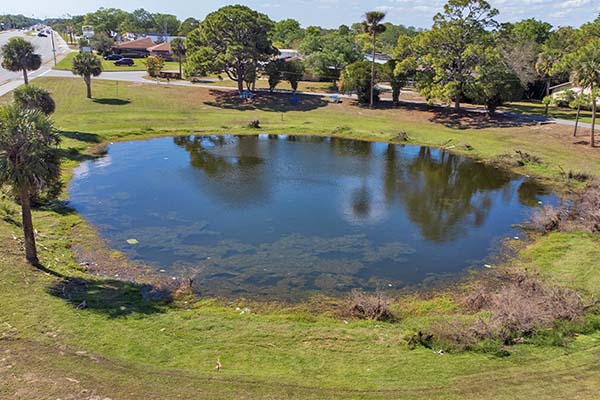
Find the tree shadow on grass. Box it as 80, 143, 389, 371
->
46, 273, 171, 318
59, 131, 105, 162
429, 108, 537, 130
61, 131, 102, 143
93, 98, 131, 106
205, 89, 328, 112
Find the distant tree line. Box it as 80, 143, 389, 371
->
0, 14, 41, 30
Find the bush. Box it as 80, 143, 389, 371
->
145, 56, 165, 78
13, 85, 55, 115
527, 182, 600, 233
409, 272, 590, 352
547, 89, 576, 108
529, 205, 563, 233
347, 289, 395, 321
574, 182, 600, 232
463, 272, 585, 344
340, 61, 380, 104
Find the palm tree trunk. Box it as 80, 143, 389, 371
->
85, 76, 92, 99
178, 57, 182, 78
591, 92, 597, 148
573, 103, 581, 137
19, 188, 38, 265
370, 34, 376, 108
22, 69, 29, 85
543, 79, 550, 116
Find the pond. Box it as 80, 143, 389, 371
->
69, 135, 555, 299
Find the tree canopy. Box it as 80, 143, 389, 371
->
414, 0, 499, 110
13, 85, 56, 115
271, 19, 304, 48
185, 5, 276, 92
0, 37, 42, 85
71, 53, 103, 99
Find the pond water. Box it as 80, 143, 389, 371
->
69, 135, 555, 299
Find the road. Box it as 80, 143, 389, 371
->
0, 29, 71, 96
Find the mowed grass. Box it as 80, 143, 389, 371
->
54, 51, 180, 72
502, 101, 594, 124
1, 202, 600, 399
1, 77, 600, 398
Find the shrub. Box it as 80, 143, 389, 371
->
347, 289, 395, 321
547, 89, 576, 108
528, 205, 563, 233
574, 182, 600, 232
527, 182, 600, 233
247, 120, 260, 129
340, 61, 380, 104
409, 272, 589, 352
462, 272, 585, 344
144, 56, 164, 77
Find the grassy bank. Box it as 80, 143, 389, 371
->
1, 77, 600, 399
54, 51, 180, 72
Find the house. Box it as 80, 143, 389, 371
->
276, 49, 300, 60
113, 37, 154, 57
364, 53, 391, 64
549, 82, 576, 95
147, 42, 173, 61
142, 33, 184, 43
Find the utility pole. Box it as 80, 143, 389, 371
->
51, 30, 57, 66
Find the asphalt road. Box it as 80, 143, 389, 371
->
0, 29, 71, 96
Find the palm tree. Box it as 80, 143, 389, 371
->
13, 85, 56, 115
0, 37, 42, 85
171, 38, 186, 78
535, 52, 556, 117
0, 104, 61, 264
71, 52, 103, 99
361, 11, 386, 108
571, 40, 600, 147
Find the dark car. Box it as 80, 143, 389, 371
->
37, 32, 47, 37
114, 58, 134, 66
104, 54, 122, 61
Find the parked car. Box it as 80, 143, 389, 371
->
37, 32, 47, 37
104, 54, 123, 61
114, 58, 134, 66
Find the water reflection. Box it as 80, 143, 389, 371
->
386, 147, 512, 242
69, 135, 555, 299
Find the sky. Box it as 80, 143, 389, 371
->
3, 0, 599, 29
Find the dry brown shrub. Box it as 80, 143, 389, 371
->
462, 272, 585, 342
528, 181, 600, 234
528, 205, 563, 233
347, 289, 395, 321
574, 182, 600, 232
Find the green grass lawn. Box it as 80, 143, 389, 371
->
1, 77, 600, 399
502, 101, 594, 124
54, 51, 181, 72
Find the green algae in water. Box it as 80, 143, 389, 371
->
69, 135, 556, 299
